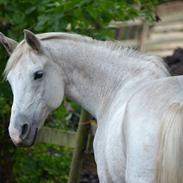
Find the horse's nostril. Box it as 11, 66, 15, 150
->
20, 123, 29, 140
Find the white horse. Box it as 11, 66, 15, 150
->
0, 30, 183, 183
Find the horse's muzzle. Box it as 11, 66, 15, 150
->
9, 122, 38, 147
16, 128, 38, 147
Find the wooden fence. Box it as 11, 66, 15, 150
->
110, 8, 183, 57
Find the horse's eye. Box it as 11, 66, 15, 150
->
34, 71, 44, 80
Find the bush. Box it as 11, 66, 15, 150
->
13, 144, 72, 183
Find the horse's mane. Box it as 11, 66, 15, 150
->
4, 32, 169, 77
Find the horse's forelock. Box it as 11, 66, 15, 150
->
4, 42, 30, 78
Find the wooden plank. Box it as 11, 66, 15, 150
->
36, 127, 76, 148
156, 1, 183, 18
147, 50, 174, 57
109, 20, 142, 28
150, 31, 183, 41
145, 37, 183, 45
116, 39, 138, 47
138, 23, 149, 51
152, 22, 183, 33
154, 13, 183, 25
145, 42, 183, 51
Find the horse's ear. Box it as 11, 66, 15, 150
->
0, 32, 18, 55
24, 29, 42, 52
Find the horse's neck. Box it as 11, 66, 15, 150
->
45, 39, 168, 119
46, 39, 127, 118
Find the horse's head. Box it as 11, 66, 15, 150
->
0, 30, 64, 146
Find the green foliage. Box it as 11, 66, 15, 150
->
0, 93, 15, 183
13, 144, 72, 183
0, 0, 162, 40
47, 98, 80, 130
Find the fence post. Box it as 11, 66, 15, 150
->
68, 109, 91, 183
138, 22, 149, 51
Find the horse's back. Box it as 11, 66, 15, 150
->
94, 78, 156, 183
95, 76, 183, 183
125, 76, 183, 182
